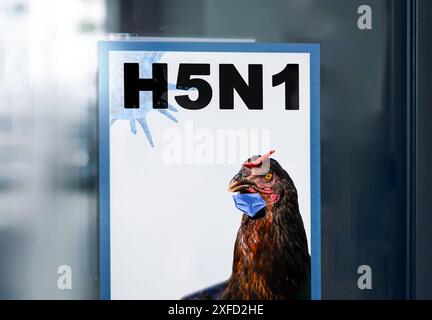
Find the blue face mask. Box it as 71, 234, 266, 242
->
232, 193, 267, 217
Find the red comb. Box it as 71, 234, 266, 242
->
243, 150, 275, 168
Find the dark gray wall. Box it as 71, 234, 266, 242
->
415, 0, 432, 300
115, 0, 431, 299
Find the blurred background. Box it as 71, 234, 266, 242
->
0, 0, 431, 299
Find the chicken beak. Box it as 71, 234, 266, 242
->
228, 179, 243, 192
228, 172, 253, 192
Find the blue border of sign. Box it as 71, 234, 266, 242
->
98, 41, 320, 300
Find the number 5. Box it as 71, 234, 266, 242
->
175, 64, 213, 110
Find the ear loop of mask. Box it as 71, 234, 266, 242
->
264, 193, 280, 206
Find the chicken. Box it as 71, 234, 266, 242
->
183, 151, 310, 300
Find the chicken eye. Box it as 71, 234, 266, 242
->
264, 173, 273, 182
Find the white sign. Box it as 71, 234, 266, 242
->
99, 41, 320, 300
